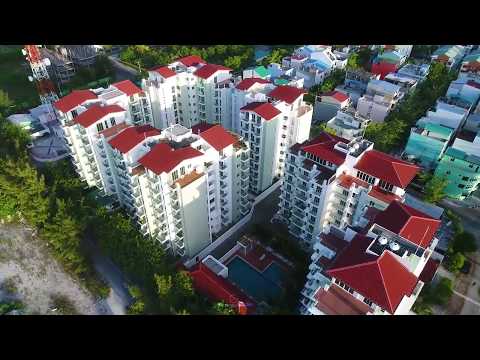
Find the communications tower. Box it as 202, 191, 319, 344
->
23, 45, 59, 105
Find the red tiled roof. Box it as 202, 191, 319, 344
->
74, 104, 125, 128
368, 185, 401, 205
108, 125, 161, 154
176, 55, 205, 67
419, 258, 440, 283
191, 122, 216, 135
327, 235, 418, 314
373, 201, 441, 248
320, 232, 349, 252
190, 263, 255, 315
268, 85, 306, 104
199, 125, 237, 151
112, 80, 142, 96
54, 90, 98, 113
194, 64, 232, 79
322, 90, 349, 103
338, 173, 369, 190
151, 66, 176, 79
138, 143, 203, 175
354, 150, 419, 188
301, 132, 349, 166
314, 285, 371, 315
236, 77, 271, 91
240, 101, 281, 121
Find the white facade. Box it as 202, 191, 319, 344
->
356, 80, 403, 122
326, 108, 370, 140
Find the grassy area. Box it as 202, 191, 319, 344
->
0, 46, 39, 110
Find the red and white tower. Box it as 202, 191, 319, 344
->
23, 45, 59, 105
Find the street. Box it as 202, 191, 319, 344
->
108, 55, 139, 82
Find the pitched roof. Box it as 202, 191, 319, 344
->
322, 90, 349, 103
327, 234, 418, 314
191, 122, 216, 135
112, 80, 143, 96
373, 201, 441, 248
176, 55, 205, 67
301, 132, 349, 166
354, 150, 419, 188
138, 143, 203, 175
240, 101, 281, 121
194, 64, 232, 79
151, 66, 176, 79
198, 125, 238, 151
189, 263, 255, 315
268, 85, 306, 104
74, 104, 125, 128
54, 90, 98, 113
314, 285, 371, 315
236, 77, 270, 91
108, 125, 161, 154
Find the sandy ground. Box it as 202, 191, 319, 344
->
0, 223, 110, 315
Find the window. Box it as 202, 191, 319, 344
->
314, 197, 320, 205
369, 201, 375, 206
342, 190, 349, 196
96, 123, 104, 132
363, 298, 373, 307
462, 176, 469, 181
180, 167, 185, 176
378, 179, 393, 192
337, 210, 343, 215
340, 200, 346, 206
356, 170, 375, 184
172, 170, 179, 181
110, 117, 116, 126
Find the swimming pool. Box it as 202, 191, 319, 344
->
227, 257, 285, 303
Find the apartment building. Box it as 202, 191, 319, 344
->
300, 200, 441, 315
335, 69, 380, 107
356, 80, 403, 122
459, 50, 480, 77
239, 85, 313, 194
275, 132, 419, 250
404, 122, 454, 169
54, 80, 153, 189
326, 107, 370, 140
417, 96, 472, 131
142, 55, 233, 130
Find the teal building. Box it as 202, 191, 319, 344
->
404, 122, 454, 169
434, 147, 480, 200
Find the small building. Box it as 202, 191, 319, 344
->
318, 90, 350, 109
446, 79, 480, 107
403, 122, 454, 169
326, 108, 369, 140
431, 45, 466, 70
371, 51, 404, 79
452, 129, 480, 157
434, 147, 480, 200
459, 50, 480, 76
356, 80, 402, 122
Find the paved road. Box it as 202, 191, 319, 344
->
210, 187, 281, 259
108, 55, 139, 82
460, 253, 480, 315
84, 237, 133, 315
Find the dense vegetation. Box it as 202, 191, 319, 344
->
364, 62, 457, 153
120, 45, 255, 73
346, 47, 373, 71
0, 102, 235, 314
259, 45, 299, 67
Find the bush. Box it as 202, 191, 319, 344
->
412, 301, 433, 315
423, 277, 453, 306
0, 300, 24, 315
446, 252, 465, 274
450, 232, 477, 254
50, 294, 78, 315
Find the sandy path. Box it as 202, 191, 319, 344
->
0, 223, 109, 315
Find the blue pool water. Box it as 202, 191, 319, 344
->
227, 257, 285, 303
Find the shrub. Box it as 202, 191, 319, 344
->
50, 294, 78, 315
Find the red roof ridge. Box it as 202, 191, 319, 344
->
194, 63, 232, 80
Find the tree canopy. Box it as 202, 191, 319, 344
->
423, 176, 448, 204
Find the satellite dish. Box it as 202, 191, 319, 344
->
389, 242, 400, 251
28, 76, 34, 82
379, 237, 388, 245
43, 58, 51, 67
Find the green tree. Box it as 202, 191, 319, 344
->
450, 231, 477, 254
446, 252, 465, 274
211, 301, 235, 315
424, 176, 448, 203
0, 89, 13, 115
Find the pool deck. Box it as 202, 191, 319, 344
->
223, 237, 292, 275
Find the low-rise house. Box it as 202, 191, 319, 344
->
446, 78, 480, 107
403, 122, 454, 169
318, 90, 350, 109
459, 50, 480, 77
431, 45, 466, 70
326, 108, 369, 140
451, 129, 480, 157
356, 80, 402, 122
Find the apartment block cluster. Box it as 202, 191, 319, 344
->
55, 54, 314, 259
404, 46, 480, 199
52, 45, 472, 316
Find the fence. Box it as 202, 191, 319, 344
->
183, 181, 281, 269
